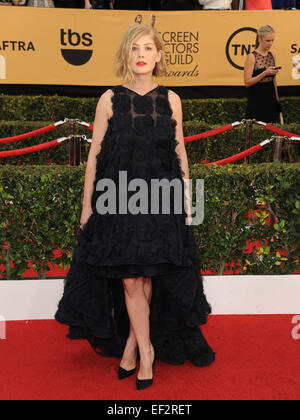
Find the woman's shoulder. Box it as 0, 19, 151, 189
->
245, 52, 256, 65
95, 89, 114, 118
269, 50, 276, 60
248, 52, 257, 60
165, 89, 182, 117
98, 88, 114, 102
97, 88, 117, 108
165, 88, 181, 107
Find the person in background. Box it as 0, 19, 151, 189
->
244, 25, 280, 123
199, 0, 232, 9
149, 0, 161, 8
85, 0, 113, 9
27, 0, 55, 6
114, 0, 161, 9
0, 0, 20, 5
231, 0, 244, 8
272, 0, 295, 8
54, 0, 83, 7
161, 0, 196, 9
245, 0, 272, 9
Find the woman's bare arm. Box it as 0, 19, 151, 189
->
274, 77, 279, 102
271, 52, 280, 102
81, 90, 113, 210
168, 90, 189, 180
168, 90, 192, 222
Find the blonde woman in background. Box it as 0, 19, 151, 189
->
244, 25, 281, 122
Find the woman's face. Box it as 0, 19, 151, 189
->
259, 33, 275, 51
129, 34, 162, 76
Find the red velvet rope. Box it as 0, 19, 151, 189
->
0, 133, 273, 167
263, 123, 300, 139
81, 123, 93, 131
184, 124, 236, 143
0, 124, 62, 145
206, 143, 264, 166
83, 122, 237, 142
0, 139, 62, 158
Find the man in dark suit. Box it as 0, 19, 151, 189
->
231, 0, 245, 7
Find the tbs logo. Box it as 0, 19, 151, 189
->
60, 29, 93, 66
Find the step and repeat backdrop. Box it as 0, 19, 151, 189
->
0, 8, 299, 87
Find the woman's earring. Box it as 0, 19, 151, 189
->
135, 15, 143, 25
151, 15, 156, 28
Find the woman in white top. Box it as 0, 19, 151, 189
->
199, 0, 232, 9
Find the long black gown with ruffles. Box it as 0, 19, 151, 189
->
55, 85, 215, 367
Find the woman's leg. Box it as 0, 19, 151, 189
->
120, 277, 153, 370
127, 277, 152, 349
122, 276, 154, 379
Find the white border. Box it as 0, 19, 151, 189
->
0, 275, 299, 321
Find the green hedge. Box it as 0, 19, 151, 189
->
1, 94, 300, 124
1, 120, 299, 165
183, 97, 300, 124
0, 163, 299, 279
184, 121, 300, 164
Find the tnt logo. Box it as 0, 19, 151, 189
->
0, 56, 6, 79
226, 27, 257, 71
60, 29, 93, 66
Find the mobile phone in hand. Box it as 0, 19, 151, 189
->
273, 66, 282, 70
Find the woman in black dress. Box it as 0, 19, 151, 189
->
55, 23, 215, 391
244, 25, 281, 123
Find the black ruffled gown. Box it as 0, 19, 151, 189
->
55, 85, 215, 367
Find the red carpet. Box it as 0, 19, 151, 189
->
0, 315, 299, 400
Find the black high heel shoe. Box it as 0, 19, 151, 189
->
118, 347, 139, 380
118, 366, 137, 380
136, 350, 156, 391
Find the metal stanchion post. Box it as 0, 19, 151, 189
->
75, 134, 82, 166
68, 119, 81, 166
273, 136, 284, 162
244, 119, 253, 164
69, 119, 75, 166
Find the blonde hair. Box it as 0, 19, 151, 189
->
256, 25, 275, 48
114, 24, 167, 84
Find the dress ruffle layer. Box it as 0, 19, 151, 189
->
56, 219, 214, 366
